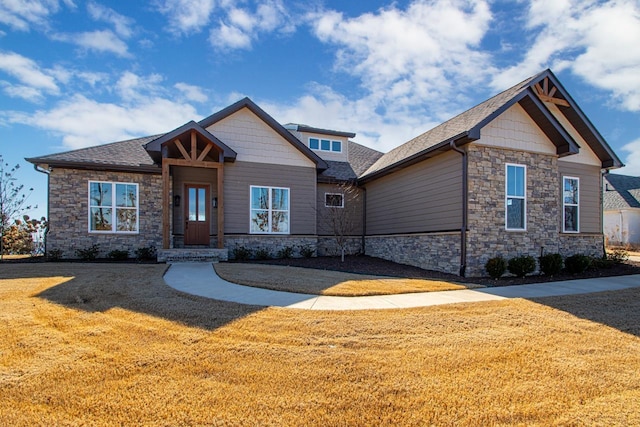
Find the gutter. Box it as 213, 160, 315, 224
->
449, 140, 468, 277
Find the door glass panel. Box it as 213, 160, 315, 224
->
198, 188, 206, 221
188, 187, 196, 221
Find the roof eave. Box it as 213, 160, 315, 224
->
25, 158, 161, 174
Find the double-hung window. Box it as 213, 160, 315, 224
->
505, 164, 526, 230
250, 186, 290, 234
89, 181, 138, 233
563, 176, 579, 233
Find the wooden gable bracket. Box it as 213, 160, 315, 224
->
534, 77, 570, 107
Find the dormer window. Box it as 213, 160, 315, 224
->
309, 137, 342, 153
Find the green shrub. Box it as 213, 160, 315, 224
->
539, 253, 563, 276
485, 256, 507, 279
255, 247, 271, 260
507, 255, 536, 278
591, 256, 614, 270
47, 249, 63, 261
277, 246, 294, 259
232, 245, 252, 261
564, 254, 591, 274
299, 244, 315, 258
75, 244, 100, 261
135, 246, 157, 261
108, 249, 129, 260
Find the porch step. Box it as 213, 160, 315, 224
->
157, 248, 229, 263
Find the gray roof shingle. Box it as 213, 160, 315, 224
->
318, 141, 384, 183
27, 135, 160, 169
604, 174, 640, 210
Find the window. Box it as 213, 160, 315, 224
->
250, 186, 289, 234
505, 164, 526, 230
563, 176, 579, 233
89, 181, 138, 233
309, 137, 342, 153
325, 193, 344, 208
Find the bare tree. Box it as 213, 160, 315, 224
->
0, 156, 35, 260
318, 181, 360, 262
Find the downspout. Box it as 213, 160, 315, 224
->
361, 186, 367, 255
449, 140, 468, 277
33, 164, 51, 255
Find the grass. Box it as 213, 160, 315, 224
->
1, 263, 640, 425
214, 263, 475, 296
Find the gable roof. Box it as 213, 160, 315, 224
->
26, 135, 161, 173
604, 174, 640, 210
144, 120, 237, 162
360, 69, 623, 182
199, 97, 329, 171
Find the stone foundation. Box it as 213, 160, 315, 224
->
317, 236, 363, 257
225, 235, 317, 259
559, 234, 605, 258
365, 232, 462, 275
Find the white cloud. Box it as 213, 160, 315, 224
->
209, 0, 295, 50
54, 30, 131, 57
115, 72, 164, 101
307, 0, 494, 129
87, 2, 135, 38
0, 51, 59, 96
0, 0, 74, 31
155, 0, 216, 35
0, 82, 45, 102
492, 0, 640, 111
175, 82, 208, 103
617, 138, 640, 177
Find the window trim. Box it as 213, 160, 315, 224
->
249, 185, 290, 235
88, 181, 139, 234
325, 193, 344, 208
505, 163, 527, 231
562, 176, 580, 233
308, 137, 342, 153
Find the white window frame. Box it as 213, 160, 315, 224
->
505, 164, 527, 231
88, 181, 139, 234
249, 185, 290, 234
325, 193, 344, 208
308, 137, 342, 153
562, 176, 580, 233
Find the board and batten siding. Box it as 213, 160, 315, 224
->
558, 160, 602, 233
224, 161, 317, 235
364, 150, 463, 235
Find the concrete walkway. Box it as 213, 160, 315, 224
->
163, 262, 640, 311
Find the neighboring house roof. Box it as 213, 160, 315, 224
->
360, 69, 623, 182
26, 135, 161, 173
199, 97, 329, 171
604, 174, 640, 210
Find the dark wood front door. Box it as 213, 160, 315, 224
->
185, 184, 210, 245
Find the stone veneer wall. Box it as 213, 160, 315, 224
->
317, 236, 363, 256
464, 145, 604, 276
47, 168, 163, 258
225, 235, 317, 259
365, 232, 462, 275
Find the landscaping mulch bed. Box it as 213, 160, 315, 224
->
249, 254, 640, 287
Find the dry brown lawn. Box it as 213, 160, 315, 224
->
1, 263, 640, 426
214, 263, 474, 295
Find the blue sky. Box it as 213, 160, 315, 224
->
1, 0, 639, 220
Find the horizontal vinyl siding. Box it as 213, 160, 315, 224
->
365, 151, 463, 235
316, 183, 364, 236
559, 161, 602, 233
224, 161, 317, 234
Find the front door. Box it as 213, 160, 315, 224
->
184, 184, 210, 245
